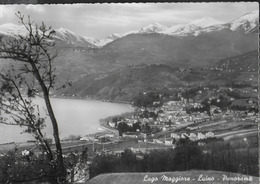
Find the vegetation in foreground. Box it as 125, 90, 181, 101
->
89, 138, 259, 179
0, 13, 72, 183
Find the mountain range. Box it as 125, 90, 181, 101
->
0, 10, 258, 48
0, 11, 258, 102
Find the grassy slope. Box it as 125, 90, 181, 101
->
86, 170, 259, 184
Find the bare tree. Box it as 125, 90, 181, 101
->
0, 12, 66, 183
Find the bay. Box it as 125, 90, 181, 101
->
0, 97, 133, 144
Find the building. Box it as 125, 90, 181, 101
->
197, 132, 206, 140
205, 132, 215, 138
165, 140, 173, 146
153, 101, 160, 105
98, 136, 111, 143
122, 132, 139, 139
189, 133, 197, 141
108, 122, 116, 128
153, 139, 163, 144
80, 136, 94, 141
181, 133, 189, 139
162, 127, 167, 131
167, 101, 178, 106
140, 133, 147, 138
171, 133, 180, 140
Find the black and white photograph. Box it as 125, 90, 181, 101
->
0, 2, 259, 183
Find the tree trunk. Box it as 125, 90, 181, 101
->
43, 91, 66, 177
31, 62, 66, 182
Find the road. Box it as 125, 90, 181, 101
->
215, 129, 258, 140
197, 120, 227, 128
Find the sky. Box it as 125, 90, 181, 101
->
0, 2, 258, 39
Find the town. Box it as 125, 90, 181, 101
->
80, 86, 258, 155
1, 85, 258, 182
0, 4, 258, 183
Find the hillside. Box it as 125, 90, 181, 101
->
95, 30, 257, 67
58, 49, 258, 102
213, 50, 258, 72
0, 11, 258, 95
86, 170, 259, 184
58, 64, 182, 101
208, 50, 258, 86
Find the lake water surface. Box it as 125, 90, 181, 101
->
0, 98, 133, 144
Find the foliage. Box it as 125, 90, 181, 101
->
117, 122, 141, 136
89, 139, 259, 179
0, 148, 89, 183
139, 110, 158, 119
0, 149, 56, 183
181, 87, 203, 100
89, 154, 120, 178
64, 148, 89, 183
186, 105, 210, 115
226, 81, 252, 88
112, 116, 122, 123
141, 122, 151, 134
195, 95, 232, 112
0, 12, 70, 183
89, 149, 140, 178
133, 92, 161, 107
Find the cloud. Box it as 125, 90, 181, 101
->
0, 3, 258, 39
0, 5, 16, 19
26, 5, 45, 13
0, 7, 4, 18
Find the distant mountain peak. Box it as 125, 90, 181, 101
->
105, 33, 122, 40
164, 24, 200, 36
0, 11, 258, 48
149, 22, 166, 27
0, 23, 19, 28
229, 10, 259, 24
50, 27, 96, 47
139, 22, 168, 33
190, 16, 224, 28
0, 23, 27, 37
56, 27, 74, 33
84, 33, 124, 47
228, 10, 259, 32
241, 10, 259, 18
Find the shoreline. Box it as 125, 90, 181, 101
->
0, 95, 134, 146
50, 93, 134, 105
99, 119, 119, 135
50, 95, 135, 138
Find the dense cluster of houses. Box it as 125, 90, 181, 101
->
171, 132, 215, 142
79, 91, 258, 146
120, 131, 215, 147
103, 95, 258, 145
107, 99, 216, 133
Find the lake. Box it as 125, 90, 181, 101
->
0, 97, 133, 144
